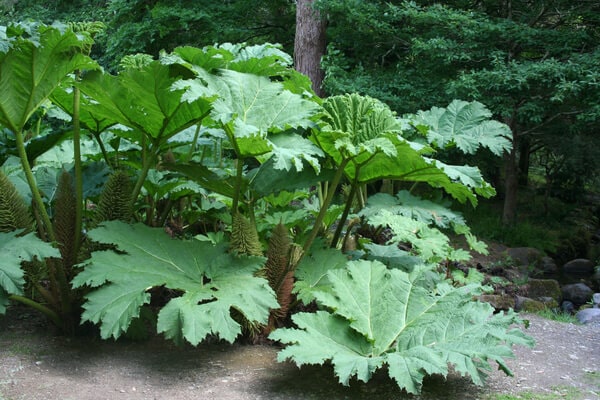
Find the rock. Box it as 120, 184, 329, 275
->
525, 279, 561, 303
539, 256, 558, 274
562, 259, 596, 275
594, 293, 600, 308
591, 271, 600, 292
479, 294, 516, 311
506, 247, 543, 268
561, 283, 593, 306
575, 308, 600, 324
537, 296, 559, 309
515, 296, 552, 312
561, 300, 575, 314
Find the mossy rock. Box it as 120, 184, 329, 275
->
525, 279, 562, 303
479, 294, 516, 311
515, 296, 549, 312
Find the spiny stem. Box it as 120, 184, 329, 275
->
331, 172, 360, 248
129, 145, 158, 213
8, 295, 62, 327
14, 130, 56, 242
72, 71, 83, 259
302, 158, 349, 254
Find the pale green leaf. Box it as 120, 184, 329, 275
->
412, 100, 512, 156
293, 244, 348, 304
366, 210, 453, 262
73, 221, 277, 343
0, 231, 60, 314
362, 191, 465, 229
211, 70, 320, 157
435, 160, 496, 197
361, 243, 423, 271
270, 311, 381, 384
271, 260, 534, 394
79, 283, 151, 340
267, 133, 324, 173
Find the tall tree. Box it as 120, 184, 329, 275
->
294, 0, 327, 96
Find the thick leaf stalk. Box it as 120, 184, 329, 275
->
14, 129, 56, 242
71, 74, 84, 260
8, 294, 61, 326
302, 158, 349, 253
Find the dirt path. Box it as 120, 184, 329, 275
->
1, 309, 599, 400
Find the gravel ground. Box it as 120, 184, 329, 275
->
1, 308, 599, 400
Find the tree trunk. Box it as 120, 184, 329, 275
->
518, 136, 530, 186
502, 135, 519, 226
294, 0, 327, 97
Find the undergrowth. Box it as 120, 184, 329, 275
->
533, 309, 579, 324
458, 190, 583, 255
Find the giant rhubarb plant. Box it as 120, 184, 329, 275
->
168, 44, 323, 215
76, 60, 214, 212
0, 22, 99, 331
270, 260, 534, 394
307, 94, 511, 250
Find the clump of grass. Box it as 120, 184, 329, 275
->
534, 309, 580, 324
484, 385, 584, 399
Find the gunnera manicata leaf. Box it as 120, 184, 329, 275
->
270, 260, 534, 394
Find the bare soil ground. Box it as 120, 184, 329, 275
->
1, 307, 599, 400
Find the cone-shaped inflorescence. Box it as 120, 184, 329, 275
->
53, 170, 78, 268
230, 212, 263, 257
95, 170, 133, 224
264, 223, 303, 332
0, 169, 33, 233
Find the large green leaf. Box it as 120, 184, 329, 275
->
315, 94, 402, 165
270, 260, 534, 394
361, 191, 465, 229
360, 191, 487, 262
410, 100, 512, 156
166, 161, 238, 198
0, 23, 97, 133
293, 244, 349, 304
168, 43, 314, 96
72, 221, 278, 344
77, 62, 213, 144
250, 157, 334, 197
211, 69, 320, 158
0, 231, 61, 313
50, 83, 118, 135
314, 94, 478, 202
